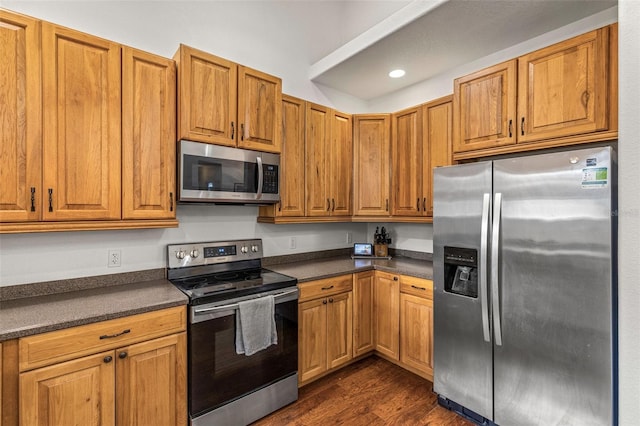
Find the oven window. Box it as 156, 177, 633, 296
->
183, 154, 258, 193
188, 299, 298, 417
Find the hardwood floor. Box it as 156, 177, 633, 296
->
253, 356, 474, 425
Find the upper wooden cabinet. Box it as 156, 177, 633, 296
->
122, 47, 176, 220
353, 114, 391, 217
329, 110, 353, 216
453, 60, 517, 153
518, 26, 611, 143
174, 44, 282, 153
391, 106, 424, 217
423, 96, 453, 217
454, 24, 617, 159
42, 22, 122, 221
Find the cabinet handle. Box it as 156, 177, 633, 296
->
103, 355, 113, 363
321, 285, 334, 290
231, 122, 235, 140
329, 298, 334, 303
322, 299, 327, 305
411, 285, 427, 291
332, 198, 335, 212
581, 91, 590, 108
417, 198, 420, 211
30, 187, 36, 212
393, 276, 399, 281
99, 329, 131, 340
385, 199, 389, 212
118, 351, 128, 359
423, 198, 426, 212
241, 123, 244, 141
278, 201, 281, 212
169, 192, 174, 212
508, 119, 513, 137
521, 117, 525, 136
327, 198, 330, 211
48, 188, 53, 212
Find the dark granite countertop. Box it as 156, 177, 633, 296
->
0, 278, 188, 342
267, 255, 433, 283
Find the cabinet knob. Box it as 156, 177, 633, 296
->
322, 300, 327, 304
119, 351, 128, 359
103, 355, 113, 363
329, 298, 334, 303
393, 276, 399, 281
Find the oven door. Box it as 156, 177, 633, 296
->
179, 139, 279, 203
188, 288, 298, 419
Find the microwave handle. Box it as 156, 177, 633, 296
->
256, 156, 263, 200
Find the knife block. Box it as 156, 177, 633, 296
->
374, 244, 388, 257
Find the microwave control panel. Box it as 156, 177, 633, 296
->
262, 164, 279, 194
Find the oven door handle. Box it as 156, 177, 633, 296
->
192, 288, 298, 319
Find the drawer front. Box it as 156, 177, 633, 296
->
400, 276, 433, 300
299, 275, 353, 302
19, 306, 186, 371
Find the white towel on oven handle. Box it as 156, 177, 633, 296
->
235, 295, 278, 356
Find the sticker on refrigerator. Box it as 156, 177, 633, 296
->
582, 167, 608, 189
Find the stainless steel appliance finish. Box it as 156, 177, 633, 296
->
167, 239, 298, 426
433, 146, 617, 425
178, 139, 280, 204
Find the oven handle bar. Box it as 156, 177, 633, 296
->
192, 288, 298, 321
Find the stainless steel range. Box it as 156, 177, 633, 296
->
167, 239, 298, 426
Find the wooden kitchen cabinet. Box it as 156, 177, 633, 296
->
374, 271, 400, 361
0, 10, 41, 223
399, 276, 434, 380
353, 271, 376, 357
329, 110, 353, 216
259, 95, 306, 220
18, 306, 187, 426
453, 24, 617, 160
353, 114, 391, 217
41, 22, 122, 221
122, 46, 176, 220
298, 275, 353, 385
174, 44, 282, 153
423, 96, 453, 216
453, 59, 517, 154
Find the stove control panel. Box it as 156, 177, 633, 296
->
167, 239, 263, 269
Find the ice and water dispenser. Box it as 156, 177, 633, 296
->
443, 247, 478, 298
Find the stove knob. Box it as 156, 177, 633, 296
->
176, 250, 186, 260
241, 246, 248, 254
190, 249, 200, 258
251, 245, 259, 253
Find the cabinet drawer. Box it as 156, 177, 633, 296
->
299, 275, 353, 302
19, 306, 186, 372
400, 276, 433, 300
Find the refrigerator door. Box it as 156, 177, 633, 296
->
433, 161, 493, 420
492, 146, 615, 425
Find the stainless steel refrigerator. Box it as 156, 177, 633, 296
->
433, 146, 617, 425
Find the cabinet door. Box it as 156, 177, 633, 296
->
0, 11, 41, 223
329, 111, 353, 216
374, 271, 400, 360
122, 47, 176, 219
391, 106, 423, 216
453, 60, 517, 153
326, 292, 353, 369
278, 95, 306, 216
175, 44, 237, 147
237, 66, 282, 153
353, 114, 391, 216
116, 333, 187, 426
400, 293, 434, 378
423, 96, 453, 217
353, 271, 375, 356
305, 103, 331, 217
42, 23, 121, 221
298, 298, 327, 383
20, 351, 116, 426
518, 27, 610, 142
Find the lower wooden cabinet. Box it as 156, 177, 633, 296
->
353, 271, 375, 356
400, 291, 434, 380
374, 271, 400, 360
298, 275, 353, 385
16, 306, 187, 426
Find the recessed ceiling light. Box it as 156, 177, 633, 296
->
389, 69, 406, 78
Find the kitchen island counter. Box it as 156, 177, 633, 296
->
266, 255, 432, 283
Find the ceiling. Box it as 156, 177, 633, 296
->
311, 0, 617, 101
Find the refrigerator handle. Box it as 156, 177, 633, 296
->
480, 193, 491, 343
492, 192, 504, 346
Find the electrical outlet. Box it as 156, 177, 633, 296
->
289, 237, 296, 249
108, 249, 121, 267
346, 232, 353, 244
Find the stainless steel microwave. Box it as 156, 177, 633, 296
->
178, 140, 280, 204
